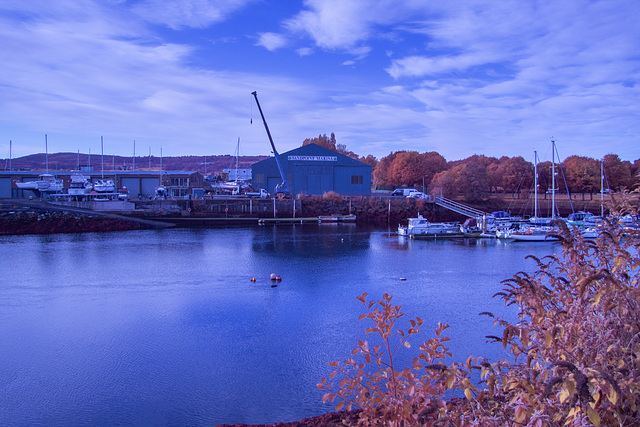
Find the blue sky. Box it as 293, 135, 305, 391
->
1, 0, 639, 163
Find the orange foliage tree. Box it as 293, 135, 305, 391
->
561, 155, 600, 193
374, 151, 446, 188
603, 154, 633, 191
486, 156, 534, 193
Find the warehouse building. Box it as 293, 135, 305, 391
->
251, 143, 371, 196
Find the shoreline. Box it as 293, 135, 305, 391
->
0, 193, 625, 235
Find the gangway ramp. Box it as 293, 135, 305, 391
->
434, 196, 487, 218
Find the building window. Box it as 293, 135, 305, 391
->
351, 175, 363, 185
170, 177, 189, 186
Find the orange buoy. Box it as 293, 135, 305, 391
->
250, 277, 256, 283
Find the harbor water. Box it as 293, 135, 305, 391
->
0, 225, 556, 426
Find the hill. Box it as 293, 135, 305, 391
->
1, 152, 269, 176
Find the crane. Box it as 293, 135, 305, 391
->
251, 91, 291, 196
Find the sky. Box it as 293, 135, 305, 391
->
1, 0, 639, 164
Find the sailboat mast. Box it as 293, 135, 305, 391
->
235, 137, 240, 182
601, 159, 604, 217
9, 140, 11, 171
45, 134, 49, 173
551, 139, 555, 219
133, 140, 136, 171
534, 151, 538, 218
101, 136, 104, 178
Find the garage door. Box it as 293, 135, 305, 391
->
0, 178, 11, 198
121, 178, 141, 199
140, 177, 159, 198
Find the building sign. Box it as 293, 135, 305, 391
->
287, 155, 337, 161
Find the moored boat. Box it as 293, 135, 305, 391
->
15, 174, 63, 193
68, 174, 92, 195
93, 178, 116, 193
508, 225, 560, 242
398, 215, 463, 238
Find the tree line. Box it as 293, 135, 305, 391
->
303, 134, 640, 202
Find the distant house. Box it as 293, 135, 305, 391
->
251, 143, 371, 196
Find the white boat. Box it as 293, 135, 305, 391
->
15, 174, 63, 193
93, 178, 116, 193
398, 215, 463, 238
68, 174, 92, 195
581, 227, 600, 239
566, 211, 597, 227
509, 224, 560, 242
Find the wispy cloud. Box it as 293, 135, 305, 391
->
256, 32, 288, 51
131, 0, 255, 30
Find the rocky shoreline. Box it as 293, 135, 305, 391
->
0, 210, 147, 235
216, 410, 362, 427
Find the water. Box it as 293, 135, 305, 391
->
0, 225, 556, 426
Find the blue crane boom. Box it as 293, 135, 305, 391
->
251, 91, 291, 195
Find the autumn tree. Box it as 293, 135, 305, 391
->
458, 161, 489, 202
630, 159, 640, 190
431, 165, 463, 198
360, 154, 379, 170
561, 156, 599, 193
537, 161, 552, 194
486, 156, 534, 193
373, 151, 446, 188
372, 152, 402, 186
303, 133, 337, 151
603, 154, 632, 191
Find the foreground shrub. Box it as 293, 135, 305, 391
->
319, 198, 639, 426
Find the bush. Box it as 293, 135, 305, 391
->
322, 191, 344, 202
319, 196, 640, 426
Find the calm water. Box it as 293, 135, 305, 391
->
0, 225, 556, 426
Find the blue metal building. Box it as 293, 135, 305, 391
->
251, 144, 371, 196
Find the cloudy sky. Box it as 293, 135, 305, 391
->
1, 0, 638, 163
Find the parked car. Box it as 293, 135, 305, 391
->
391, 188, 419, 197
407, 191, 429, 199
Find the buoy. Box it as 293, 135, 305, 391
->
270, 273, 282, 282
250, 277, 256, 283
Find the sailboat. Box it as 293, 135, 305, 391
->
15, 135, 63, 194
93, 136, 116, 193
220, 138, 249, 195
509, 142, 560, 242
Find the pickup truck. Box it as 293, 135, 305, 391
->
245, 188, 270, 198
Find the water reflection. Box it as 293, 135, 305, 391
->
251, 224, 369, 257
0, 227, 554, 426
